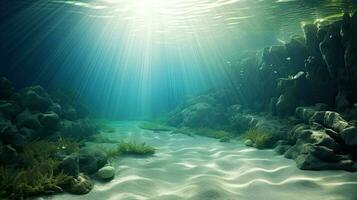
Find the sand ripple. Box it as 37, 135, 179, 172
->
39, 121, 357, 200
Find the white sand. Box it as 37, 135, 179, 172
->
38, 121, 357, 200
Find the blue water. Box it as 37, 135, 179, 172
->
0, 0, 356, 119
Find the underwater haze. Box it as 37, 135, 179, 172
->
1, 0, 355, 119
1, 0, 357, 200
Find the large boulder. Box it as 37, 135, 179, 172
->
57, 154, 79, 177
63, 107, 77, 121
39, 111, 60, 130
229, 113, 257, 131
17, 86, 53, 112
60, 119, 97, 138
0, 123, 26, 149
288, 124, 339, 150
0, 101, 21, 120
340, 127, 357, 146
15, 109, 42, 130
285, 123, 357, 171
180, 103, 221, 128
78, 146, 107, 174
48, 103, 62, 116
295, 153, 356, 171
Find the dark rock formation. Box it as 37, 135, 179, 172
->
58, 154, 80, 178
282, 105, 357, 171
78, 146, 107, 174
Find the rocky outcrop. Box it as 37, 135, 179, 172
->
78, 146, 107, 174
0, 76, 101, 198
228, 11, 357, 115
0, 78, 97, 150
278, 105, 357, 171
167, 91, 232, 128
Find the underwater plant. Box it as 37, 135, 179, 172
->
0, 139, 75, 199
104, 140, 156, 158
57, 136, 83, 154
138, 122, 174, 132
240, 128, 273, 149
117, 141, 156, 155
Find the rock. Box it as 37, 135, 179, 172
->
60, 119, 97, 138
295, 153, 356, 171
288, 124, 339, 150
17, 86, 53, 112
274, 144, 291, 155
181, 103, 220, 128
97, 165, 115, 179
284, 145, 301, 159
0, 77, 14, 99
39, 111, 60, 130
230, 113, 258, 131
340, 127, 357, 146
296, 107, 351, 133
78, 147, 107, 174
244, 139, 253, 147
311, 111, 349, 132
65, 173, 93, 194
15, 109, 42, 130
57, 154, 79, 177
63, 107, 77, 121
0, 124, 26, 149
303, 23, 320, 56
0, 101, 21, 120
48, 103, 62, 116
18, 127, 36, 139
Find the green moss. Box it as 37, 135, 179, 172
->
0, 139, 75, 199
57, 137, 83, 154
240, 128, 273, 149
138, 122, 174, 132
104, 141, 156, 158
117, 141, 156, 155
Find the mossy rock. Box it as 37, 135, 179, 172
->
240, 128, 276, 149
104, 141, 156, 158
65, 174, 93, 194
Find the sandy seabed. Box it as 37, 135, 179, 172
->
37, 121, 357, 200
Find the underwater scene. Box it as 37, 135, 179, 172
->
1, 0, 357, 199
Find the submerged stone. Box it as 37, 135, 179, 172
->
65, 173, 93, 194
97, 165, 115, 179
244, 139, 253, 147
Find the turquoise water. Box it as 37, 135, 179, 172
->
1, 1, 357, 200
1, 0, 356, 119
